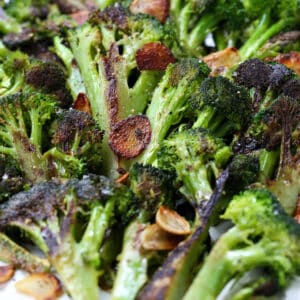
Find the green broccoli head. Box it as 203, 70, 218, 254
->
184, 189, 300, 300
25, 60, 73, 108
158, 127, 232, 204
138, 58, 210, 165
0, 92, 57, 183
0, 47, 28, 96
3, 0, 50, 22
195, 76, 252, 134
225, 154, 259, 195
51, 109, 103, 155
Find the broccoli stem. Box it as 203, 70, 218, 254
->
53, 36, 86, 99
69, 26, 118, 177
214, 30, 228, 51
139, 76, 191, 165
0, 233, 50, 273
258, 149, 279, 183
183, 227, 269, 300
240, 17, 294, 61
29, 108, 43, 149
112, 221, 148, 300
50, 237, 100, 300
239, 11, 271, 58
179, 164, 213, 205
192, 106, 223, 131
129, 71, 162, 115
14, 133, 48, 183
178, 3, 193, 50
0, 145, 15, 156
80, 200, 115, 266
188, 14, 222, 52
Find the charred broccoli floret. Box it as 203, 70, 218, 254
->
67, 7, 180, 176
191, 75, 252, 137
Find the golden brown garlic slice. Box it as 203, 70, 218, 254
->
203, 47, 241, 76
0, 265, 15, 284
15, 273, 63, 300
156, 205, 191, 235
141, 223, 183, 250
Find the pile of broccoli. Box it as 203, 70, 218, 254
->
0, 0, 300, 300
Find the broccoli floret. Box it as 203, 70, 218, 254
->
192, 76, 252, 137
0, 92, 56, 183
3, 0, 50, 23
129, 163, 175, 221
0, 175, 136, 300
137, 58, 210, 165
225, 154, 260, 195
0, 91, 99, 183
49, 109, 104, 175
0, 232, 50, 273
157, 127, 232, 206
0, 45, 29, 96
184, 189, 300, 300
25, 60, 73, 108
138, 166, 230, 300
67, 7, 181, 176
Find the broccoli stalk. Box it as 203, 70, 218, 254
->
0, 175, 136, 300
184, 189, 300, 300
0, 232, 50, 273
0, 45, 28, 97
239, 0, 300, 60
170, 0, 246, 55
0, 91, 101, 183
53, 36, 86, 99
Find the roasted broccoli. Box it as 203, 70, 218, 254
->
137, 58, 210, 165
112, 163, 175, 300
0, 175, 135, 300
157, 127, 231, 205
67, 7, 178, 176
191, 75, 252, 137
184, 189, 300, 300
